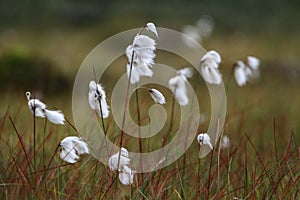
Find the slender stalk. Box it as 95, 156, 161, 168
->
33, 100, 36, 173
117, 24, 148, 160
162, 92, 176, 147
197, 149, 201, 198
175, 160, 186, 199
273, 118, 279, 165
39, 144, 60, 187
8, 116, 33, 170
207, 147, 214, 199
96, 92, 110, 158
216, 120, 223, 192
217, 134, 222, 192
117, 49, 135, 169
92, 161, 99, 196
43, 118, 47, 169
100, 173, 119, 199
244, 144, 248, 198
98, 97, 107, 135
182, 71, 200, 192
92, 66, 107, 136
135, 84, 143, 184
155, 92, 176, 191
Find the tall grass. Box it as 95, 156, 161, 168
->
0, 73, 299, 199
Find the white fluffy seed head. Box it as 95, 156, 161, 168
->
177, 67, 193, 78
44, 109, 65, 125
234, 60, 252, 87
221, 135, 230, 149
25, 91, 65, 123
59, 136, 89, 163
133, 35, 156, 50
200, 51, 222, 85
168, 75, 189, 106
201, 50, 222, 64
149, 88, 166, 105
108, 147, 131, 171
27, 98, 46, 117
118, 165, 135, 185
88, 80, 110, 118
246, 56, 260, 70
126, 33, 157, 84
197, 133, 213, 149
146, 22, 158, 38
200, 62, 222, 85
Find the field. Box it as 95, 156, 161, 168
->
0, 1, 300, 199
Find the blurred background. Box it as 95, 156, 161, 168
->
0, 0, 300, 134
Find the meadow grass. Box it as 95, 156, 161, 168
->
0, 26, 299, 199
0, 65, 299, 199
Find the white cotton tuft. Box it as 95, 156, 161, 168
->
177, 67, 193, 78
27, 99, 46, 117
246, 56, 260, 79
234, 60, 252, 87
126, 63, 141, 84
59, 136, 89, 163
26, 92, 46, 117
221, 135, 230, 149
201, 63, 222, 84
108, 147, 131, 171
126, 34, 157, 84
149, 88, 166, 105
60, 136, 89, 155
60, 148, 79, 164
201, 50, 222, 64
197, 133, 213, 149
169, 75, 189, 106
118, 165, 135, 185
88, 80, 110, 118
246, 56, 260, 71
181, 25, 202, 47
44, 109, 65, 125
146, 22, 158, 38
25, 91, 65, 123
200, 51, 222, 85
133, 35, 156, 51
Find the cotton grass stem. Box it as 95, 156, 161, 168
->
8, 116, 33, 171
135, 84, 144, 184
162, 91, 176, 147
117, 49, 135, 171
273, 118, 279, 165
33, 99, 36, 172
207, 146, 214, 199
43, 118, 47, 169
155, 93, 176, 191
